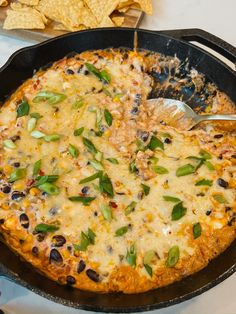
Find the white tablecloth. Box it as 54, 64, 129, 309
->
0, 0, 235, 313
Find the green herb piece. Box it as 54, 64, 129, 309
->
85, 63, 111, 84
34, 223, 59, 233
166, 245, 180, 267
72, 99, 84, 109
87, 228, 96, 244
199, 149, 212, 160
38, 183, 60, 195
35, 175, 59, 186
103, 87, 112, 97
126, 244, 136, 267
171, 202, 187, 220
3, 139, 16, 149
68, 144, 79, 158
153, 165, 169, 174
141, 184, 150, 196
135, 139, 146, 152
27, 117, 37, 132
33, 91, 66, 105
104, 109, 113, 126
89, 159, 104, 171
163, 195, 181, 203
74, 127, 84, 136
73, 228, 96, 251
99, 173, 114, 198
31, 130, 46, 138
95, 151, 103, 162
143, 250, 155, 265
115, 226, 128, 237
16, 100, 29, 118
193, 222, 202, 239
33, 159, 41, 177
9, 168, 26, 182
148, 157, 159, 164
83, 137, 98, 154
44, 134, 60, 142
148, 136, 164, 151
204, 160, 215, 170
68, 195, 96, 205
95, 108, 103, 128
176, 164, 195, 177
100, 204, 113, 222
30, 112, 42, 119
100, 70, 111, 84
79, 171, 102, 184
106, 158, 119, 164
213, 194, 228, 204
144, 264, 153, 277
125, 201, 137, 216
195, 179, 213, 186
160, 132, 172, 139
129, 160, 137, 173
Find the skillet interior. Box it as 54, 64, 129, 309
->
0, 28, 235, 312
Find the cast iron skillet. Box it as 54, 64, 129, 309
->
0, 28, 236, 312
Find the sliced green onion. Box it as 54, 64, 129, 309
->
163, 195, 181, 203
16, 100, 29, 118
135, 139, 146, 152
73, 228, 96, 251
72, 99, 84, 109
85, 63, 111, 84
199, 149, 212, 160
213, 194, 228, 204
148, 157, 159, 164
30, 112, 42, 119
33, 159, 41, 177
103, 87, 112, 97
126, 244, 136, 267
31, 130, 46, 139
82, 137, 98, 154
74, 127, 84, 136
38, 182, 60, 195
204, 160, 215, 170
79, 171, 102, 184
193, 222, 202, 239
35, 175, 59, 186
153, 165, 169, 174
34, 223, 59, 233
87, 228, 96, 244
166, 245, 180, 267
147, 136, 164, 151
176, 164, 195, 177
9, 168, 26, 182
68, 144, 79, 158
106, 158, 119, 164
143, 250, 155, 265
68, 195, 96, 205
144, 264, 153, 277
115, 226, 128, 237
129, 160, 137, 173
44, 134, 60, 142
100, 70, 111, 84
125, 201, 137, 216
100, 204, 113, 222
33, 91, 66, 105
141, 184, 150, 196
27, 117, 37, 132
195, 179, 213, 186
3, 139, 16, 149
89, 159, 104, 171
171, 202, 187, 220
99, 173, 114, 198
104, 109, 113, 126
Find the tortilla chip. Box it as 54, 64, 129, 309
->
117, 0, 153, 14
53, 22, 86, 32
111, 16, 124, 26
134, 0, 153, 14
18, 0, 39, 5
99, 16, 115, 27
37, 0, 97, 31
3, 6, 46, 30
84, 0, 119, 23
0, 0, 8, 6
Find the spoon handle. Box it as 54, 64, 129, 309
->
197, 114, 236, 122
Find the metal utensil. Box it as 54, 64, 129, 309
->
147, 98, 236, 130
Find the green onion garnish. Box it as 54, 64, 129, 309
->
32, 159, 41, 177
213, 194, 228, 204
100, 204, 113, 222
79, 171, 102, 184
99, 173, 114, 198
16, 100, 29, 118
147, 135, 164, 151
166, 245, 180, 267
126, 244, 136, 267
44, 134, 60, 142
31, 130, 46, 139
3, 139, 16, 149
30, 112, 42, 119
143, 250, 155, 265
141, 184, 150, 196
85, 63, 111, 84
171, 202, 187, 220
73, 228, 96, 251
115, 226, 128, 237
193, 222, 202, 239
106, 158, 119, 165
104, 109, 113, 126
82, 137, 98, 154
9, 168, 26, 182
72, 99, 84, 109
144, 264, 153, 277
68, 144, 79, 158
27, 117, 37, 132
33, 91, 66, 105
89, 160, 104, 171
74, 127, 84, 136
125, 201, 137, 216
195, 179, 213, 186
35, 175, 59, 186
34, 223, 59, 233
68, 195, 96, 205
153, 165, 169, 174
199, 149, 212, 160
176, 164, 195, 177
38, 182, 60, 195
163, 195, 181, 203
204, 160, 215, 170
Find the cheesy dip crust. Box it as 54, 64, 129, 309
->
0, 49, 235, 293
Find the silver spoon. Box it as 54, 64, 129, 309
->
146, 98, 236, 130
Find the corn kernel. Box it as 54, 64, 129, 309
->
146, 213, 153, 222
4, 165, 12, 175
104, 129, 111, 137
1, 203, 9, 210
13, 182, 24, 190
30, 187, 40, 196
62, 250, 71, 259
22, 199, 30, 209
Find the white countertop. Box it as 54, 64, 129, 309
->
0, 0, 235, 313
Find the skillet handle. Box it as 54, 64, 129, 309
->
158, 28, 236, 66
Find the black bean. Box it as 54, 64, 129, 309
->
37, 233, 46, 242
1, 185, 11, 194
13, 162, 20, 168
19, 239, 24, 244
130, 64, 134, 70
52, 235, 66, 247
66, 275, 76, 285
20, 213, 29, 229
131, 107, 139, 115
134, 94, 142, 106
0, 219, 5, 224
81, 186, 90, 195
67, 245, 72, 252
94, 211, 98, 217
231, 154, 236, 159
217, 178, 228, 188
50, 249, 63, 264
214, 134, 223, 139
228, 217, 236, 226
66, 69, 74, 75
84, 70, 89, 75
49, 207, 59, 216
11, 191, 25, 201
123, 52, 128, 60
206, 210, 212, 216
225, 207, 232, 212
164, 138, 172, 144
77, 64, 83, 73
86, 269, 100, 282
32, 246, 39, 256
107, 245, 113, 254
10, 135, 20, 142
77, 260, 86, 273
